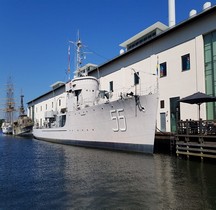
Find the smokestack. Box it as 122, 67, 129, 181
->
168, 0, 176, 27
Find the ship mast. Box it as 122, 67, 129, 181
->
76, 38, 82, 77
4, 77, 15, 123
19, 94, 25, 116
67, 45, 71, 81
69, 31, 85, 78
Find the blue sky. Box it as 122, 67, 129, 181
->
0, 0, 216, 117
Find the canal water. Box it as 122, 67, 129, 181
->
0, 133, 216, 210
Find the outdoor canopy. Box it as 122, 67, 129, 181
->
179, 91, 216, 119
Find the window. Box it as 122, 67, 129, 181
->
160, 62, 167, 77
182, 54, 190, 71
40, 106, 42, 111
46, 104, 47, 110
59, 99, 61, 106
134, 72, 139, 85
160, 100, 165, 109
52, 102, 53, 108
109, 81, 113, 92
204, 31, 216, 119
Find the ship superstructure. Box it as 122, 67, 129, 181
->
13, 94, 34, 136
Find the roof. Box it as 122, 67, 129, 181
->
95, 4, 216, 70
50, 81, 65, 89
79, 63, 97, 71
119, 21, 168, 48
27, 83, 65, 105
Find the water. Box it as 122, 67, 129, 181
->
0, 134, 216, 210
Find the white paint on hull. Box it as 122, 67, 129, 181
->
33, 93, 158, 153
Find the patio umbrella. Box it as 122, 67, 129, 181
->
179, 91, 216, 119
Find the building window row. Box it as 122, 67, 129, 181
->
35, 100, 59, 113
127, 31, 157, 51
160, 53, 191, 78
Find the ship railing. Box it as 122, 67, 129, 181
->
103, 86, 157, 102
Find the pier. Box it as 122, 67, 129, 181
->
154, 131, 175, 154
155, 119, 216, 160
175, 119, 216, 159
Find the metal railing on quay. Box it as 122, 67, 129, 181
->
177, 119, 216, 136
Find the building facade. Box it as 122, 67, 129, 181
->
27, 82, 66, 128
27, 4, 216, 133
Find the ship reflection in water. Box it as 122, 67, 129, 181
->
0, 134, 216, 209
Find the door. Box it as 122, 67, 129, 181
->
160, 112, 166, 132
170, 97, 180, 132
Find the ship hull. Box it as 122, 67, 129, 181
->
33, 93, 158, 153
1, 123, 13, 135
13, 125, 33, 136
13, 115, 34, 136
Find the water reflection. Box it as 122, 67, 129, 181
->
0, 134, 216, 209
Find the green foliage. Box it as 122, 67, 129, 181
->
0, 119, 5, 128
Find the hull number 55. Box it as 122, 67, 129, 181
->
110, 109, 127, 132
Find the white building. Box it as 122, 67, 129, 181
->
27, 2, 216, 133
28, 81, 66, 128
